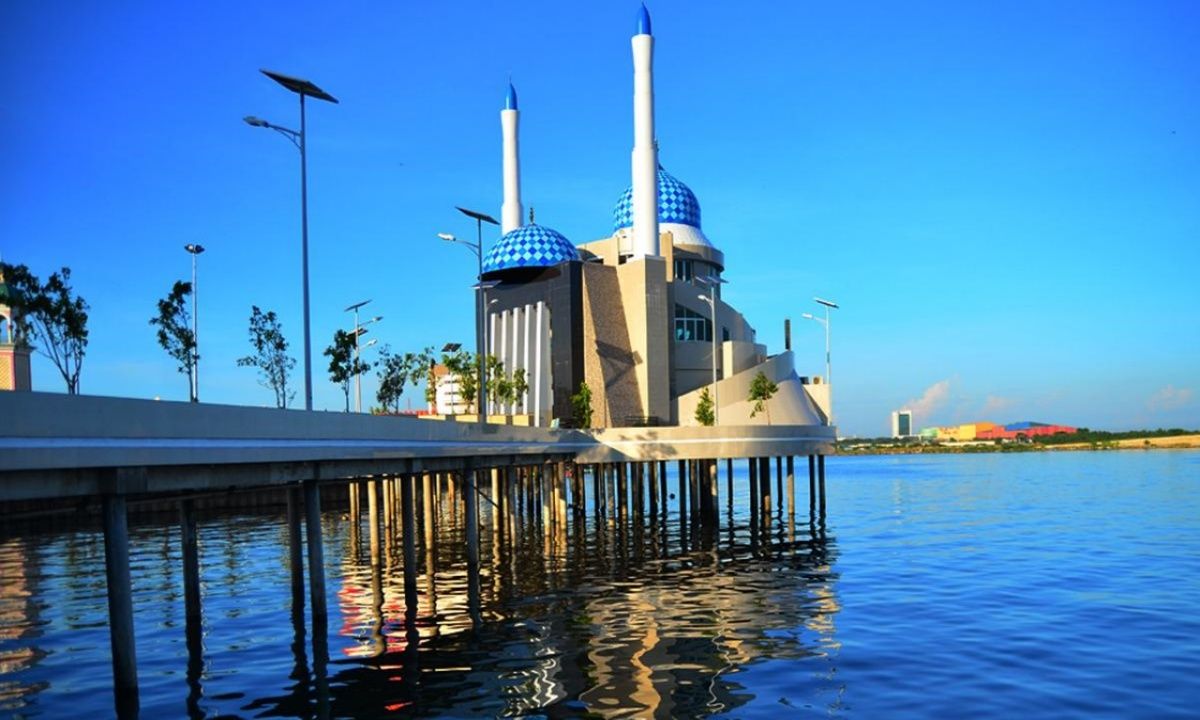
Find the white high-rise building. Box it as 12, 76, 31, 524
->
891, 410, 913, 438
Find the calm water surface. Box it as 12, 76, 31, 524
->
2, 451, 1198, 718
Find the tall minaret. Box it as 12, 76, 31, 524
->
500, 82, 523, 234
630, 4, 659, 258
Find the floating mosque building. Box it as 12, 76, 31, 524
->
449, 5, 830, 430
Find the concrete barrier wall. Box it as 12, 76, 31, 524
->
0, 391, 835, 501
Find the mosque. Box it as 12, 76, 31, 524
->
445, 5, 830, 429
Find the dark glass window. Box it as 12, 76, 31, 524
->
674, 304, 711, 342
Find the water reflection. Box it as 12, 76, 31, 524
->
0, 467, 838, 718
285, 470, 841, 718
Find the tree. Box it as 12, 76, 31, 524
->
748, 371, 778, 424
236, 306, 295, 408
150, 280, 196, 401
571, 381, 593, 429
443, 349, 478, 413
376, 346, 433, 413
511, 367, 528, 411
324, 328, 371, 412
1, 262, 90, 393
695, 387, 715, 426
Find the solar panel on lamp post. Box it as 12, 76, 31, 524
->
696, 275, 727, 425
441, 207, 500, 427
184, 244, 205, 403
245, 69, 338, 412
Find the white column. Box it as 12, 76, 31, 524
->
499, 309, 509, 414
501, 91, 522, 234
534, 300, 544, 427
523, 303, 532, 415
631, 29, 659, 258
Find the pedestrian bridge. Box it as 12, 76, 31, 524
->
0, 391, 834, 502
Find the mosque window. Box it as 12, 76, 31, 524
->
674, 259, 693, 281
674, 304, 711, 342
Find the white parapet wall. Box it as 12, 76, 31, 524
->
676, 351, 828, 427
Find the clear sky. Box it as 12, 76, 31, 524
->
2, 1, 1198, 436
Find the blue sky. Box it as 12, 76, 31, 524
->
2, 0, 1197, 436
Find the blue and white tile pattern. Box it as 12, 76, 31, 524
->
613, 168, 702, 232
482, 224, 580, 275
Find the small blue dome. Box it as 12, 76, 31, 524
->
637, 4, 652, 35
505, 83, 518, 110
613, 168, 702, 232
482, 224, 580, 276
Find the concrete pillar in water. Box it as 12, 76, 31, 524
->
180, 498, 202, 637
708, 459, 720, 524
102, 493, 139, 717
786, 456, 796, 520
617, 462, 629, 521
348, 482, 359, 526
818, 454, 827, 516
677, 460, 687, 519
776, 456, 784, 506
367, 479, 380, 565
464, 466, 482, 623
748, 457, 759, 533
808, 455, 817, 512
400, 474, 419, 621
759, 457, 772, 523
287, 486, 304, 607
648, 461, 659, 518
422, 473, 435, 553
726, 458, 734, 511
304, 480, 328, 628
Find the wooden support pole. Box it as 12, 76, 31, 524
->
748, 457, 759, 530
102, 494, 139, 717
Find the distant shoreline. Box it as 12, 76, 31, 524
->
838, 434, 1200, 455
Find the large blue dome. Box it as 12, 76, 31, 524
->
613, 168, 702, 233
482, 223, 580, 276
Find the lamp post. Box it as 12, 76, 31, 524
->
439, 206, 499, 427
184, 244, 205, 403
803, 295, 839, 425
345, 299, 382, 413
696, 276, 727, 425
245, 69, 338, 412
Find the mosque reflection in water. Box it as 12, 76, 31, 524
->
253, 467, 840, 718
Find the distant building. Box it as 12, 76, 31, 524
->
891, 410, 912, 438
0, 266, 32, 392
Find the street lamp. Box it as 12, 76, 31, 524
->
802, 295, 839, 425
696, 275, 727, 425
184, 244, 205, 403
440, 206, 500, 426
345, 299, 383, 413
245, 69, 339, 412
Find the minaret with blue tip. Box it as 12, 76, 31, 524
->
501, 82, 523, 234
630, 3, 659, 258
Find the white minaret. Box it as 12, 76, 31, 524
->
630, 4, 659, 258
501, 82, 523, 234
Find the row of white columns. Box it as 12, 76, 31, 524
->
488, 300, 550, 425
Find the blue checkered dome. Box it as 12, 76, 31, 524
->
613, 168, 702, 233
482, 223, 580, 276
